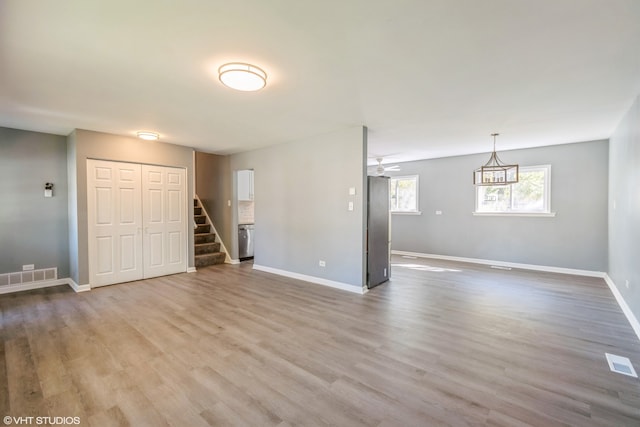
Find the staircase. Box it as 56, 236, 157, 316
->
194, 199, 226, 267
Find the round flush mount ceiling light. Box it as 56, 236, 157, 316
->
137, 131, 159, 141
218, 62, 267, 91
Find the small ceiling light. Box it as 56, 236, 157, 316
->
137, 131, 159, 141
218, 62, 267, 91
473, 133, 519, 185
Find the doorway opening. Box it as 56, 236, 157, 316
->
237, 169, 254, 261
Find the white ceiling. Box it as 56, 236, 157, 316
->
2, 0, 640, 165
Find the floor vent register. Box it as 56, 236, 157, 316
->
605, 353, 638, 378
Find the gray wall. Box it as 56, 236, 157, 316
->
0, 127, 70, 277
195, 151, 232, 250
67, 129, 195, 286
609, 94, 640, 323
387, 140, 609, 271
67, 131, 79, 282
230, 126, 367, 288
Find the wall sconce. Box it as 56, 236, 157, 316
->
44, 182, 54, 198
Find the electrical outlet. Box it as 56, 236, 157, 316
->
435, 210, 442, 215
319, 260, 326, 267
625, 279, 630, 289
23, 264, 35, 271
348, 201, 354, 211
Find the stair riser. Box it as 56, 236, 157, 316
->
194, 207, 202, 215
195, 215, 207, 224
195, 243, 221, 255
195, 253, 226, 267
195, 224, 211, 234
195, 234, 216, 244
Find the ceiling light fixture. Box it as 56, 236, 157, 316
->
473, 133, 519, 185
137, 131, 159, 141
218, 62, 267, 91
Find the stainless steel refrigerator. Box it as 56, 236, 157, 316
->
367, 176, 391, 289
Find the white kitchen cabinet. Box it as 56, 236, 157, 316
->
237, 169, 254, 201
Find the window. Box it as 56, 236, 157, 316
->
390, 175, 419, 213
475, 165, 553, 215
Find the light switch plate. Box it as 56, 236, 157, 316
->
349, 187, 356, 196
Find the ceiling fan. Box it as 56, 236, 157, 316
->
373, 157, 400, 176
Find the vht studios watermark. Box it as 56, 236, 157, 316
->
3, 416, 80, 425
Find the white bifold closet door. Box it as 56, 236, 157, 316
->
87, 160, 143, 286
141, 164, 187, 279
87, 159, 187, 287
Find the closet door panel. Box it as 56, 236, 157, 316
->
96, 236, 114, 275
142, 165, 187, 278
87, 160, 143, 287
164, 169, 186, 271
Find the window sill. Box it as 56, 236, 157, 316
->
472, 211, 556, 217
392, 211, 422, 215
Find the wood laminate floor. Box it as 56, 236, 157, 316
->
1, 256, 640, 426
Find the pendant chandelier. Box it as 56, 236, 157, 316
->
473, 133, 519, 186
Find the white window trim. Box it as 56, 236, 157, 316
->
390, 174, 420, 214
392, 211, 423, 215
473, 164, 555, 216
472, 211, 556, 217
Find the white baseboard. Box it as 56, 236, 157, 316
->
0, 278, 69, 295
187, 267, 197, 273
226, 259, 241, 265
252, 264, 365, 294
0, 278, 91, 295
391, 250, 606, 278
604, 274, 640, 342
67, 278, 91, 293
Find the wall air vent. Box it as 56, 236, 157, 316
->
0, 268, 57, 288
605, 353, 638, 378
